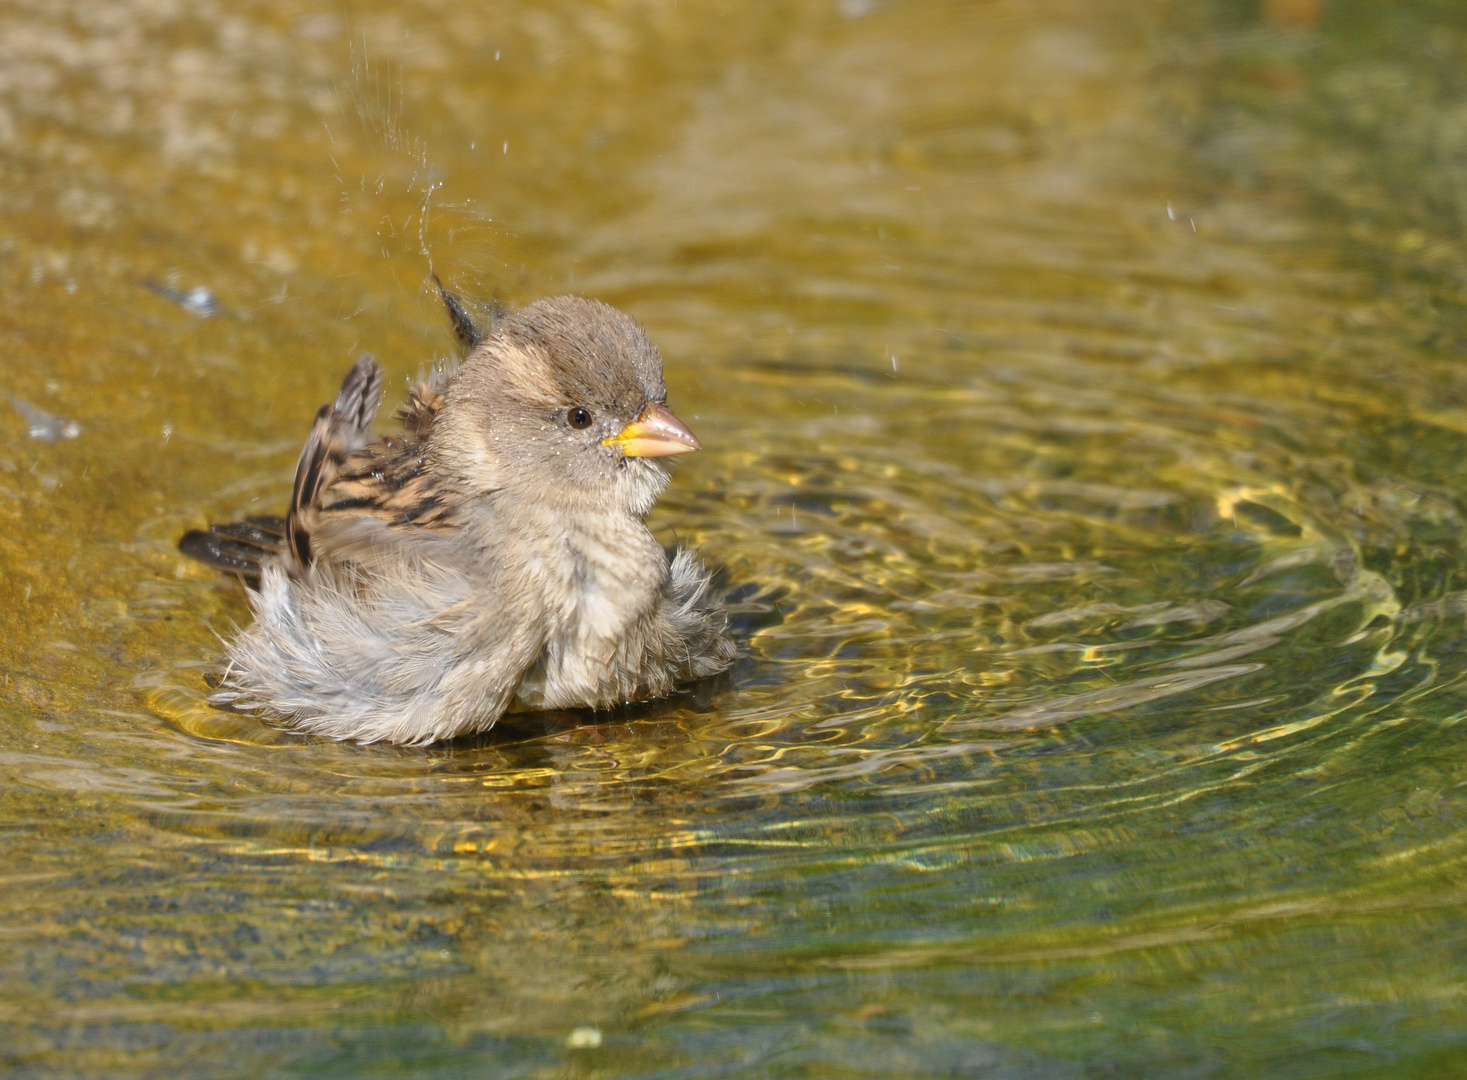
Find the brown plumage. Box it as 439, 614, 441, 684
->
179, 289, 736, 744
180, 360, 445, 580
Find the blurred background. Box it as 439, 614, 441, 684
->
3, 0, 1467, 1076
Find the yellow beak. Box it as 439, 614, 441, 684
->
603, 402, 702, 458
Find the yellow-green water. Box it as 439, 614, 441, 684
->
3, 0, 1467, 1075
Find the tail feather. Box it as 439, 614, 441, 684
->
434, 275, 483, 350
178, 515, 287, 583
433, 275, 506, 353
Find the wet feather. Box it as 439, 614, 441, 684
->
181, 294, 736, 744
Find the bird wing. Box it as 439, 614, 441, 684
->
179, 356, 460, 581
285, 355, 385, 570
309, 366, 456, 536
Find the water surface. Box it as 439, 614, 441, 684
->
3, 0, 1467, 1076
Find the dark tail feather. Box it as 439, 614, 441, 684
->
434, 275, 483, 350
178, 515, 287, 584
433, 276, 508, 352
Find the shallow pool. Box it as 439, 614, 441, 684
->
3, 0, 1466, 1075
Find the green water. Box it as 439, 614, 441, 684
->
3, 0, 1467, 1075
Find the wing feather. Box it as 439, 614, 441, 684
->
181, 349, 461, 582
286, 355, 384, 570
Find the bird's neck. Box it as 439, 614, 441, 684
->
473, 491, 668, 606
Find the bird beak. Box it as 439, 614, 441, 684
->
603, 402, 702, 458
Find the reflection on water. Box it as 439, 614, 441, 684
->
3, 0, 1467, 1075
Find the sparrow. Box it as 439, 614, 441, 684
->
179, 287, 736, 745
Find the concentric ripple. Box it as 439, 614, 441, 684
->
3, 0, 1467, 1076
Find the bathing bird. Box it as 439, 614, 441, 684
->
179, 288, 735, 744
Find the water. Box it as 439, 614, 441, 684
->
3, 0, 1467, 1075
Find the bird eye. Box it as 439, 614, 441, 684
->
567, 406, 594, 429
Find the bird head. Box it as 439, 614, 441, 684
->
432, 295, 700, 519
